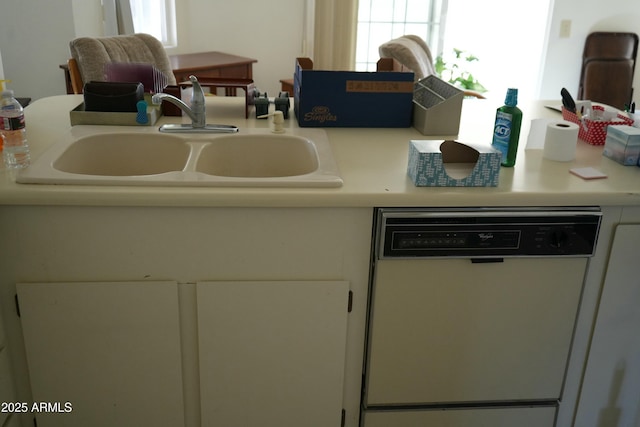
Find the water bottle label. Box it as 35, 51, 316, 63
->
1, 115, 25, 131
492, 111, 513, 160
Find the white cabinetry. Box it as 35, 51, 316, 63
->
197, 281, 349, 427
0, 206, 371, 427
574, 222, 640, 427
0, 310, 16, 427
16, 281, 184, 427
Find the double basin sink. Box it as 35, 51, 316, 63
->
17, 126, 342, 187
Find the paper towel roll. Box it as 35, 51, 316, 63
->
543, 121, 579, 161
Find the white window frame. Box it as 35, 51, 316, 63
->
129, 0, 177, 48
103, 0, 177, 47
356, 0, 448, 71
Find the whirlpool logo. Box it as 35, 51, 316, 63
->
304, 106, 337, 123
478, 233, 494, 241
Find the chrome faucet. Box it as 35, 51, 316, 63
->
151, 75, 238, 133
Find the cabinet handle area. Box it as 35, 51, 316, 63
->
471, 258, 505, 264
14, 294, 20, 318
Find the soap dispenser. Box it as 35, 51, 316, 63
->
271, 110, 285, 133
258, 111, 285, 133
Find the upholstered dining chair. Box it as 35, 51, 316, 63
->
378, 35, 485, 99
379, 35, 437, 81
68, 33, 176, 94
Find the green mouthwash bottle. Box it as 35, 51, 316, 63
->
491, 88, 522, 167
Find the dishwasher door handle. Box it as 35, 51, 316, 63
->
471, 258, 504, 263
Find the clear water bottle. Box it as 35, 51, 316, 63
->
0, 90, 30, 169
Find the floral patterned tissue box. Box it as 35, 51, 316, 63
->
407, 139, 501, 187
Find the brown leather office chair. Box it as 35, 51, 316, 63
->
68, 33, 176, 94
578, 32, 638, 110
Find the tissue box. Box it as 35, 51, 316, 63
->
603, 125, 640, 165
407, 140, 501, 187
293, 58, 414, 127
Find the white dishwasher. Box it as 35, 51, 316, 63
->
362, 207, 602, 427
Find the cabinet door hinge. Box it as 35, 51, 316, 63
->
341, 409, 346, 427
15, 294, 21, 318
347, 291, 353, 313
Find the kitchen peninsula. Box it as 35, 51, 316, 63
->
0, 95, 639, 427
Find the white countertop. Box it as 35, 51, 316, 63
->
3, 94, 640, 208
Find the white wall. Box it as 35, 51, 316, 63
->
540, 0, 640, 101
0, 0, 76, 100
71, 0, 104, 38
0, 49, 4, 81
171, 0, 305, 97
0, 0, 639, 103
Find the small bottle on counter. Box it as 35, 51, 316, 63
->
491, 88, 522, 167
0, 90, 30, 169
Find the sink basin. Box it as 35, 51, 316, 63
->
17, 127, 342, 187
53, 133, 190, 176
196, 134, 318, 178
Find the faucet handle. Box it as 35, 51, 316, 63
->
189, 75, 202, 93
187, 75, 206, 128
189, 75, 204, 103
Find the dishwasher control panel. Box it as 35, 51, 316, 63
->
377, 207, 602, 258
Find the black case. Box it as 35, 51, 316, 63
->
83, 81, 144, 112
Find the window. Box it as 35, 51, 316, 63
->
356, 0, 447, 71
441, 0, 552, 98
355, 0, 552, 98
129, 0, 177, 47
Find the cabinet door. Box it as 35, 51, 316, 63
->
197, 281, 349, 427
0, 349, 15, 426
17, 282, 184, 427
0, 311, 14, 427
575, 224, 640, 426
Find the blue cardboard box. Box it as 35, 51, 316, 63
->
293, 58, 414, 127
407, 140, 501, 187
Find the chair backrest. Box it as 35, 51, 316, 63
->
578, 32, 639, 110
377, 35, 486, 99
69, 33, 177, 89
378, 35, 436, 81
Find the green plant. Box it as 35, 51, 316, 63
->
435, 48, 487, 93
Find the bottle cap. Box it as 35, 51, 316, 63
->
505, 88, 518, 106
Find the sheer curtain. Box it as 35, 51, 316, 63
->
102, 0, 134, 36
107, 0, 177, 47
312, 0, 359, 70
